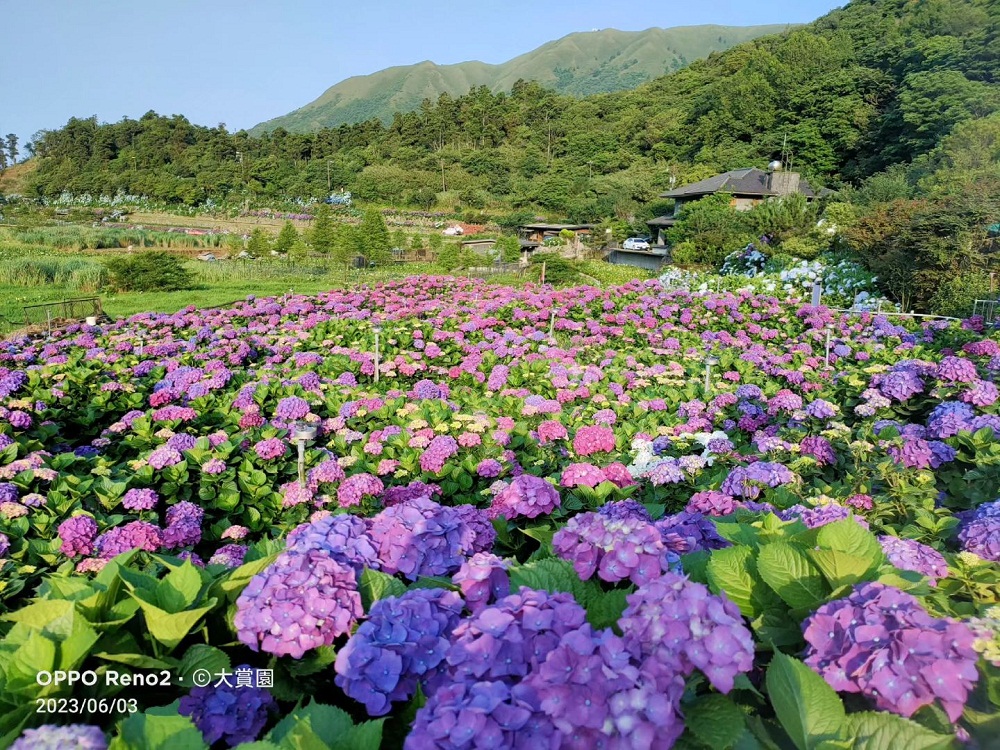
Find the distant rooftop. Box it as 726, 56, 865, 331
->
659, 167, 815, 199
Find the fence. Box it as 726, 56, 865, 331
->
23, 297, 104, 329
973, 299, 1000, 324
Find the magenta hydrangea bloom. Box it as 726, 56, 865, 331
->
572, 425, 616, 456
58, 515, 99, 557
803, 582, 979, 721
958, 500, 1000, 561
202, 458, 227, 475
335, 589, 465, 716
560, 462, 606, 488
619, 572, 755, 694
553, 512, 678, 587
337, 473, 385, 507
10, 724, 107, 750
686, 490, 741, 516
445, 589, 588, 684
452, 553, 510, 613
878, 536, 947, 585
121, 487, 158, 511
309, 458, 346, 485
234, 549, 362, 658
253, 437, 287, 460
420, 435, 460, 473
368, 497, 478, 580
937, 356, 978, 383
179, 665, 276, 747
489, 474, 560, 520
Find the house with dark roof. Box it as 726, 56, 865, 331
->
645, 167, 816, 246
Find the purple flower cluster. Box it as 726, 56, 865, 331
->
800, 436, 837, 466
95, 520, 163, 558
10, 724, 107, 750
58, 515, 99, 557
234, 549, 362, 658
253, 438, 287, 460
926, 402, 975, 438
368, 498, 479, 580
489, 474, 560, 520
420, 435, 460, 473
655, 511, 729, 553
878, 536, 948, 585
335, 589, 465, 715
452, 553, 510, 613
275, 395, 310, 420
121, 487, 158, 511
937, 356, 978, 383
286, 513, 380, 571
619, 572, 755, 694
958, 500, 1000, 561
720, 461, 796, 499
553, 512, 677, 587
163, 501, 204, 548
445, 589, 587, 684
597, 499, 652, 523
147, 446, 183, 469
178, 665, 277, 747
780, 503, 869, 530
208, 544, 247, 568
877, 365, 925, 402
685, 490, 741, 516
803, 582, 979, 721
337, 473, 384, 507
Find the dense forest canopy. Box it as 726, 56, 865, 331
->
11, 0, 1000, 223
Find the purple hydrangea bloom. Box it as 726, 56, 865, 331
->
806, 399, 838, 419
121, 487, 158, 511
335, 589, 465, 716
406, 679, 546, 750
780, 503, 869, 530
275, 396, 310, 420
382, 480, 440, 507
800, 436, 837, 466
553, 512, 678, 587
286, 513, 380, 572
803, 582, 979, 721
597, 499, 653, 523
419, 435, 460, 473
95, 520, 163, 558
452, 553, 510, 613
58, 515, 99, 557
253, 438, 287, 461
413, 379, 445, 399
166, 433, 198, 452
0, 482, 18, 504
489, 474, 560, 520
720, 461, 796, 499
10, 724, 107, 750
337, 473, 384, 507
309, 458, 346, 485
686, 490, 741, 516
958, 500, 1000, 561
450, 504, 497, 554
961, 379, 999, 407
147, 446, 183, 469
208, 544, 247, 568
878, 536, 947, 585
234, 549, 362, 658
937, 356, 978, 383
655, 512, 729, 553
178, 665, 276, 747
926, 401, 975, 438
619, 572, 754, 694
163, 501, 204, 548
445, 589, 587, 684
0, 533, 9, 557
877, 366, 924, 402
203, 458, 227, 475
368, 498, 479, 580
477, 458, 503, 478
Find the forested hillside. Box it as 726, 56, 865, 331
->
249, 24, 793, 134
17, 0, 1000, 225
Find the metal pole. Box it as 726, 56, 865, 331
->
297, 439, 306, 487
704, 363, 712, 395
811, 282, 822, 307
549, 310, 556, 339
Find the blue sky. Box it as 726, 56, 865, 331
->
2, 0, 844, 148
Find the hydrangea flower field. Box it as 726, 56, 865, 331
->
1, 275, 999, 749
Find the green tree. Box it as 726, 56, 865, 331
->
359, 208, 391, 265
246, 227, 271, 256
274, 221, 299, 254
309, 203, 337, 254
105, 251, 194, 292
494, 235, 521, 263
4, 134, 18, 166
665, 194, 755, 266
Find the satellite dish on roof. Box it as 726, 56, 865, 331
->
768, 160, 783, 172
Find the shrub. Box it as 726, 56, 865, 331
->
530, 252, 580, 285
779, 235, 825, 260
105, 251, 194, 292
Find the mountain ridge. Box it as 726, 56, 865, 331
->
249, 23, 796, 134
